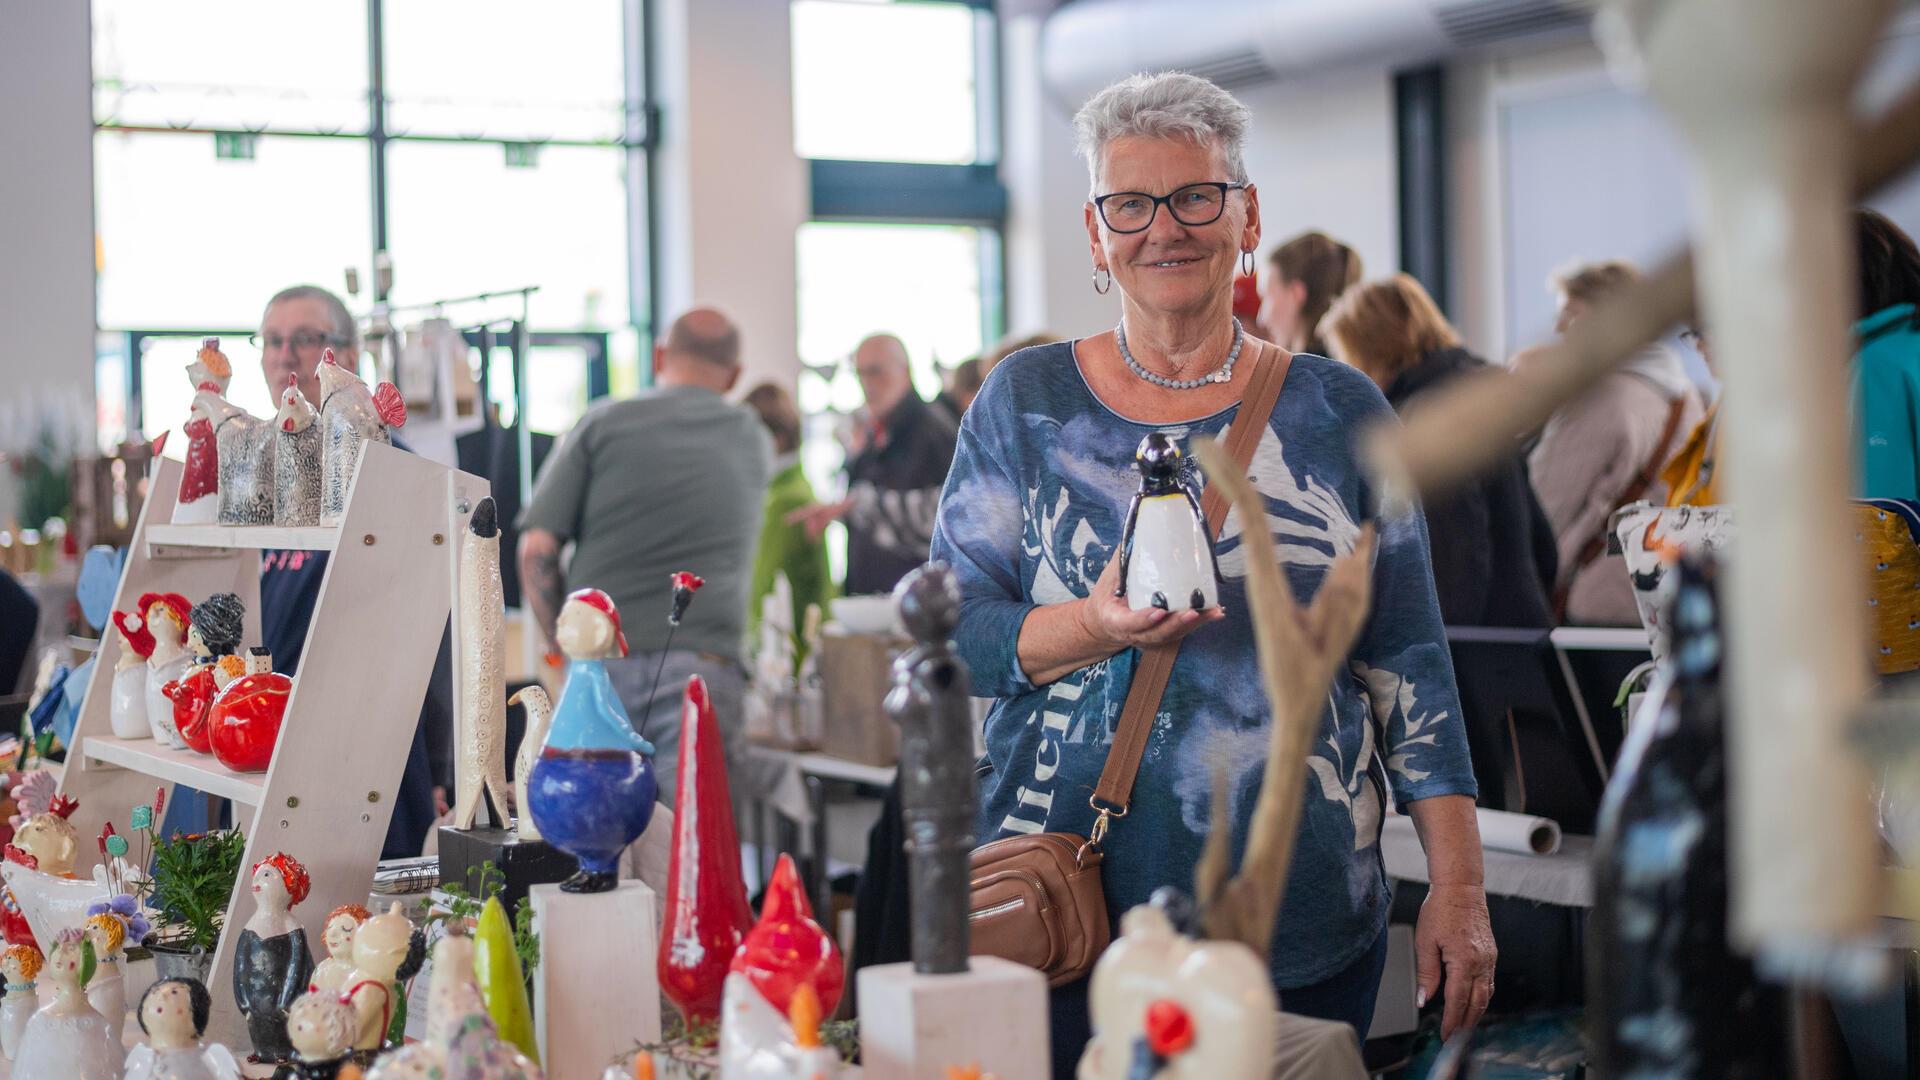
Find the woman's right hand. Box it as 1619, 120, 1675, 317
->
1076, 545, 1226, 651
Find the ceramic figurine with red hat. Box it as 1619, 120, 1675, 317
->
138, 593, 193, 748
173, 338, 233, 525
233, 852, 314, 1064
525, 589, 657, 894
718, 854, 844, 1079
317, 348, 406, 527
106, 607, 157, 740
208, 649, 292, 773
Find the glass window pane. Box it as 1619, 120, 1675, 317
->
136, 334, 281, 443
384, 142, 630, 329
96, 132, 374, 330
92, 0, 369, 132
383, 0, 626, 141
792, 1, 981, 164
479, 342, 591, 435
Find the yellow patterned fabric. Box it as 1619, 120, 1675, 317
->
1857, 499, 1920, 676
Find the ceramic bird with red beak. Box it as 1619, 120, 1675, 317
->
274, 373, 323, 527
317, 348, 407, 526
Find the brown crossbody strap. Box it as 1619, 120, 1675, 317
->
1090, 342, 1294, 822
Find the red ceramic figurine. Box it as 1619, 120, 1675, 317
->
658, 675, 753, 1025
210, 649, 292, 773
729, 853, 843, 1019
164, 665, 220, 754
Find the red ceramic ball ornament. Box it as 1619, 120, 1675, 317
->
208, 670, 292, 772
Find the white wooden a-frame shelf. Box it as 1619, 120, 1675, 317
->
57, 441, 488, 1045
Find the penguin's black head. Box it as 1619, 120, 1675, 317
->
1135, 433, 1183, 482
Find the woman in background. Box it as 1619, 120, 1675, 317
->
1324, 274, 1558, 628
744, 382, 833, 668
1260, 231, 1363, 357
1852, 208, 1920, 499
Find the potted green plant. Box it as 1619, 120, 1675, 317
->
138, 827, 246, 983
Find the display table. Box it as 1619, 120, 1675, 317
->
744, 744, 896, 916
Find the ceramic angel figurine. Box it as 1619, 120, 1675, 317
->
342, 902, 425, 1056
209, 393, 277, 526
308, 904, 370, 996
173, 339, 232, 526
12, 928, 121, 1079
233, 853, 314, 1063
526, 589, 657, 893
284, 991, 356, 1080
1117, 433, 1219, 612
0, 944, 41, 1060
165, 593, 245, 756
366, 931, 543, 1080
317, 348, 406, 526
83, 912, 127, 1047
123, 978, 242, 1080
106, 607, 156, 740
274, 373, 324, 527
507, 687, 552, 842
208, 649, 290, 773
137, 593, 193, 748
454, 496, 511, 829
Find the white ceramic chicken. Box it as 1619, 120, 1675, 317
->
274, 374, 323, 527
717, 974, 840, 1080
365, 933, 542, 1080
317, 348, 406, 526
508, 686, 552, 842
1076, 904, 1277, 1080
208, 392, 277, 526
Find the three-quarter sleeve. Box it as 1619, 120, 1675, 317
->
930, 410, 1037, 700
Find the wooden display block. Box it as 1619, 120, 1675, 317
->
856, 957, 1050, 1080
531, 880, 660, 1077
817, 627, 905, 767
437, 826, 577, 916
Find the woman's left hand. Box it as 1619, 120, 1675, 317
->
1413, 882, 1496, 1038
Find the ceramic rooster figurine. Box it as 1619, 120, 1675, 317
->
210, 393, 277, 526
173, 338, 232, 525
274, 374, 323, 527
454, 497, 511, 830
317, 349, 406, 526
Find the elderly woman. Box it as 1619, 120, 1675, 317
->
930, 72, 1494, 1068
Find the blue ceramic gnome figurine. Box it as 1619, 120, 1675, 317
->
526, 588, 658, 892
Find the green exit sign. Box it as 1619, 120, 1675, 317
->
504, 142, 540, 169
215, 132, 258, 160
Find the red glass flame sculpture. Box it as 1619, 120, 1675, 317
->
657, 676, 754, 1025
729, 853, 843, 1019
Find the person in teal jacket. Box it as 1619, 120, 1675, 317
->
1852, 208, 1920, 499
743, 382, 833, 670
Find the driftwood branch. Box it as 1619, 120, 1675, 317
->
1364, 76, 1920, 504
1192, 437, 1377, 956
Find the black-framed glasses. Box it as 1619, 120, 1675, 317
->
1093, 182, 1247, 234
249, 330, 346, 353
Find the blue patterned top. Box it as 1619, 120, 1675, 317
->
930, 342, 1476, 986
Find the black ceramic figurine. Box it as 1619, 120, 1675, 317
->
883, 563, 975, 975
1588, 557, 1787, 1077
234, 852, 316, 1063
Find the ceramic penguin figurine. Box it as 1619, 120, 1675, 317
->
274, 374, 324, 527
123, 978, 242, 1080
317, 348, 406, 526
107, 608, 156, 740
508, 687, 553, 843
1116, 433, 1219, 612
454, 497, 511, 830
137, 593, 193, 748
526, 589, 657, 893
210, 394, 277, 526
0, 944, 40, 1060
173, 339, 232, 525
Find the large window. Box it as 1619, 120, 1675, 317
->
91, 0, 653, 443
789, 0, 1004, 581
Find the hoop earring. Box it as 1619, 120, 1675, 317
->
1093, 267, 1112, 295
1240, 250, 1255, 277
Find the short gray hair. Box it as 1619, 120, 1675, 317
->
1073, 72, 1252, 193
261, 285, 358, 350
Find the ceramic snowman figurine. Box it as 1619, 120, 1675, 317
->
1117, 433, 1220, 612
0, 944, 41, 1060
273, 373, 324, 527
307, 904, 369, 996
12, 928, 121, 1079
106, 607, 156, 740
342, 902, 424, 1056
83, 913, 127, 1047
525, 589, 657, 893
718, 854, 844, 1080
232, 853, 314, 1064
138, 593, 193, 748
365, 932, 543, 1080
317, 348, 406, 526
284, 991, 356, 1080
209, 393, 277, 527
173, 339, 232, 525
507, 687, 552, 842
122, 978, 242, 1080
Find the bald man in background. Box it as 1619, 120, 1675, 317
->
791, 333, 958, 596
519, 308, 772, 805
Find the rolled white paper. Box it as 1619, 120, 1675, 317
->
1475, 807, 1561, 856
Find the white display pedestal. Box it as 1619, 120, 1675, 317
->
531, 880, 661, 1077
856, 956, 1049, 1080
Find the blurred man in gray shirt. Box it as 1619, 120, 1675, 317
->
518, 308, 772, 806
